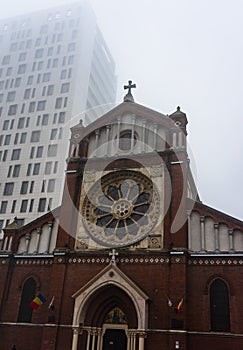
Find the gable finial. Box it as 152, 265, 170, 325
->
124, 80, 136, 102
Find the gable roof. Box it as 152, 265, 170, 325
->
188, 198, 243, 230
73, 101, 174, 139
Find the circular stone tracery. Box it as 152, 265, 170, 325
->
82, 170, 161, 247
113, 199, 132, 219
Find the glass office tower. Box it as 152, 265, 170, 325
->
0, 1, 117, 233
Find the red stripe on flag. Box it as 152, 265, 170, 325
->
30, 301, 39, 309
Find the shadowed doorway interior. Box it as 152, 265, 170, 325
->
102, 329, 127, 350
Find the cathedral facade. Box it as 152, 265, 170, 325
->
1, 89, 243, 350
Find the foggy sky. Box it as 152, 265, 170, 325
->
1, 0, 243, 220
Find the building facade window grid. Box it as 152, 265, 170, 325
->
0, 2, 117, 226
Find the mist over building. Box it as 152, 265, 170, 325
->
0, 1, 117, 233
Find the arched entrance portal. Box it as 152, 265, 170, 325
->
71, 263, 148, 350
79, 285, 137, 350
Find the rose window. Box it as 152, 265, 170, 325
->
82, 170, 160, 247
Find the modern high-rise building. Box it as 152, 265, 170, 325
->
0, 1, 117, 233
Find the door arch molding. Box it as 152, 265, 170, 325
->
72, 263, 149, 329
83, 284, 138, 328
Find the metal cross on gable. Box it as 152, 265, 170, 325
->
124, 80, 136, 94
123, 80, 136, 102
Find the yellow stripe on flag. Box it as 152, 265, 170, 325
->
33, 297, 43, 306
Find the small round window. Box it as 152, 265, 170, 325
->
119, 130, 137, 151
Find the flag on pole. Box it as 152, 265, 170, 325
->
176, 298, 184, 314
48, 296, 55, 309
30, 293, 47, 309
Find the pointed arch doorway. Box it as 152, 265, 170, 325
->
79, 286, 136, 350
102, 327, 127, 350
71, 263, 148, 350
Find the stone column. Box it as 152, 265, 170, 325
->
178, 131, 183, 147
187, 210, 191, 250
214, 223, 219, 252
200, 216, 205, 251
141, 119, 146, 153
25, 234, 31, 253
127, 331, 131, 350
94, 129, 100, 157
34, 228, 42, 253
138, 331, 147, 350
45, 222, 53, 253
127, 330, 136, 350
7, 236, 13, 251
2, 236, 8, 251
71, 327, 79, 350
75, 143, 79, 157
131, 114, 136, 153
228, 229, 234, 252
105, 125, 111, 156
91, 328, 96, 350
153, 124, 158, 150
116, 117, 121, 154
172, 132, 177, 148
86, 328, 91, 350
96, 328, 102, 350
70, 143, 75, 157
132, 331, 137, 350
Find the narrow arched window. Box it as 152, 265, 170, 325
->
210, 279, 230, 332
18, 277, 36, 322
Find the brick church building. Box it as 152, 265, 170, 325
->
1, 84, 243, 350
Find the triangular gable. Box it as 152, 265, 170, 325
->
72, 262, 149, 300
74, 101, 172, 139
72, 262, 149, 329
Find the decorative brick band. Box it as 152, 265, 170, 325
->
188, 259, 243, 266
15, 259, 53, 265
67, 257, 171, 264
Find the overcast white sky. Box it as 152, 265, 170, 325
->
1, 0, 243, 220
